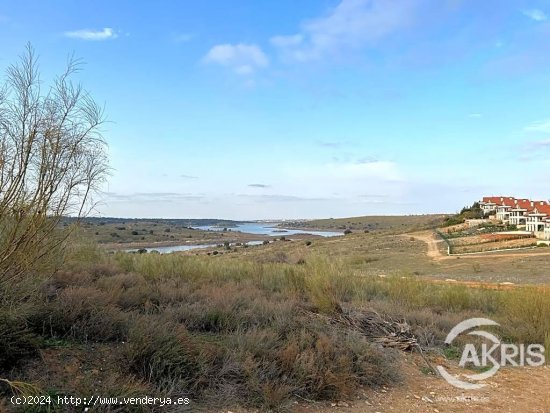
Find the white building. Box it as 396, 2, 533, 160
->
480, 197, 550, 236
495, 205, 512, 223
509, 207, 528, 227
525, 202, 550, 236
479, 201, 497, 215
526, 211, 547, 233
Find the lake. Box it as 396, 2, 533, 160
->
125, 240, 268, 254
124, 223, 342, 254
125, 244, 215, 254
194, 222, 343, 237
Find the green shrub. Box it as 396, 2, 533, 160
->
35, 286, 128, 342
0, 311, 40, 369
124, 318, 199, 386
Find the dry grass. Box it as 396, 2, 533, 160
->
285, 214, 446, 233
450, 237, 537, 253
1, 240, 549, 411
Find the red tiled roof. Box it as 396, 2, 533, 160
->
482, 196, 506, 204
514, 199, 532, 210
482, 196, 550, 214
532, 203, 550, 216
500, 198, 516, 207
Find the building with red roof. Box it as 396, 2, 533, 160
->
479, 196, 550, 239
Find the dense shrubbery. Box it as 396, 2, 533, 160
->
0, 311, 40, 370
443, 202, 485, 227
1, 244, 549, 410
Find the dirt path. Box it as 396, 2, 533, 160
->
290, 355, 550, 413
406, 231, 446, 260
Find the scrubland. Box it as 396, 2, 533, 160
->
1, 231, 549, 411
284, 214, 446, 233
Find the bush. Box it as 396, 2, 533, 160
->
0, 311, 40, 369
34, 286, 129, 342
223, 323, 398, 407
8, 244, 550, 410
343, 229, 352, 235
123, 319, 199, 386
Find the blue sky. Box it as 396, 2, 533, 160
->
1, 0, 550, 219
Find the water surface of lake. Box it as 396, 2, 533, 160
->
194, 222, 343, 237
124, 223, 342, 254
125, 244, 215, 254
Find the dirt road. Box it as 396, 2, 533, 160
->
407, 231, 446, 260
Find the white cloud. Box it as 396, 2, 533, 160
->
271, 0, 419, 62
248, 183, 271, 188
468, 113, 483, 118
203, 43, 269, 75
270, 159, 405, 211
524, 119, 550, 133
522, 9, 547, 21
284, 160, 402, 188
65, 27, 118, 41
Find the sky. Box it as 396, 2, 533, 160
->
1, 0, 550, 220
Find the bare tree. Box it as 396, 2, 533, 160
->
0, 44, 109, 291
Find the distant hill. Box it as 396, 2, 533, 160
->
63, 217, 245, 227
284, 214, 447, 233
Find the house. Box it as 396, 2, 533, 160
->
479, 196, 501, 215
480, 196, 550, 239
525, 202, 550, 234
509, 199, 532, 228
495, 197, 516, 223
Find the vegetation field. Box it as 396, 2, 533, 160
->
285, 214, 447, 233
2, 218, 550, 411
1, 38, 548, 413
188, 227, 550, 285
73, 218, 270, 250
438, 219, 546, 254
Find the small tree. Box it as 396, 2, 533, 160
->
0, 44, 109, 296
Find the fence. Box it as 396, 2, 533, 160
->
434, 229, 452, 255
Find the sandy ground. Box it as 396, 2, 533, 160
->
287, 355, 550, 413
218, 354, 550, 413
